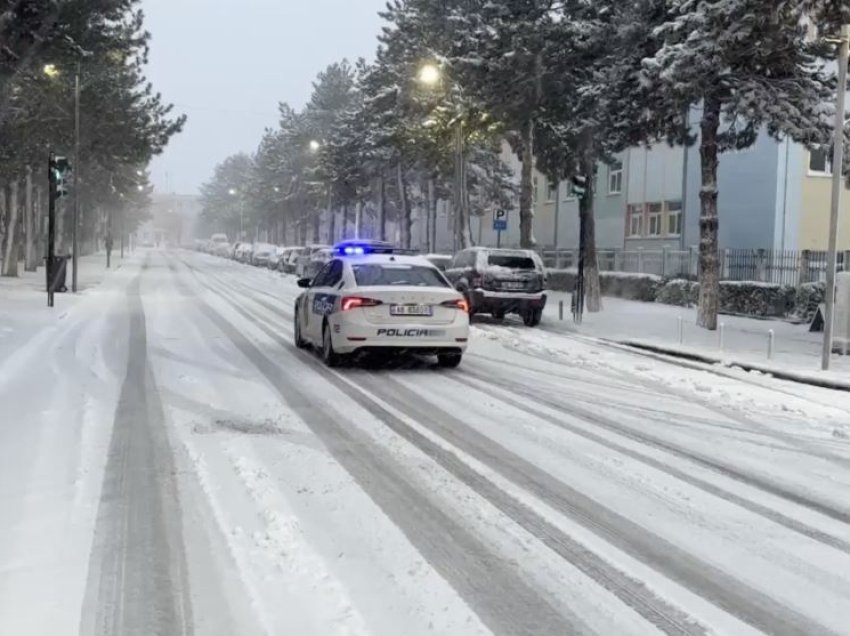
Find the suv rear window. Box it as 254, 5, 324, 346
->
353, 264, 449, 288
487, 254, 537, 270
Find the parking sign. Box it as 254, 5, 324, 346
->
493, 209, 507, 231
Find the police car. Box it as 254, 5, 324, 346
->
293, 241, 470, 367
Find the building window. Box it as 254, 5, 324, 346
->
666, 200, 682, 236
608, 160, 623, 195
627, 204, 643, 237
647, 202, 663, 237
547, 180, 557, 202
809, 147, 832, 175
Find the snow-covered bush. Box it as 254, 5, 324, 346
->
546, 269, 660, 301
656, 279, 698, 306
717, 281, 795, 318
791, 281, 824, 321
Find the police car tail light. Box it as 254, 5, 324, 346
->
441, 298, 469, 313
341, 296, 383, 311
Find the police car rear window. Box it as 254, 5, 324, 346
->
352, 264, 449, 288
487, 254, 537, 270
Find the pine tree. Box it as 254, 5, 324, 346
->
641, 0, 835, 329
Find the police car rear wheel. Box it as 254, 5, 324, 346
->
294, 311, 308, 349
437, 352, 462, 368
322, 324, 342, 367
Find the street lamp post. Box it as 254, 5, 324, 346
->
417, 63, 467, 251
822, 24, 850, 371
72, 61, 80, 292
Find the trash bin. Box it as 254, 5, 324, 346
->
48, 255, 69, 293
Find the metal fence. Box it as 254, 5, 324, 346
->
540, 247, 849, 286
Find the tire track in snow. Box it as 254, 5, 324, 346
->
361, 374, 838, 636
463, 365, 850, 526
79, 260, 193, 636
168, 254, 582, 636
451, 370, 850, 554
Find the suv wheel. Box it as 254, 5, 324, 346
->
437, 352, 463, 368
523, 308, 543, 327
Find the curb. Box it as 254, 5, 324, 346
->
617, 339, 850, 393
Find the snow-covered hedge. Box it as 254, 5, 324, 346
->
548, 269, 807, 318
655, 279, 699, 306
791, 281, 824, 321
718, 281, 795, 317
546, 269, 661, 301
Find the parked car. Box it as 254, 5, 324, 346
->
251, 243, 276, 267
268, 246, 287, 270
235, 242, 254, 263
295, 244, 331, 277
444, 247, 547, 326
423, 254, 453, 272
230, 241, 243, 259
302, 247, 334, 280
281, 246, 306, 273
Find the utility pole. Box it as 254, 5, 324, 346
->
822, 24, 849, 371
71, 61, 81, 293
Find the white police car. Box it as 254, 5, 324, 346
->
293, 241, 470, 367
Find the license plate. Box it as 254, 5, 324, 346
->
502, 281, 526, 290
390, 304, 432, 316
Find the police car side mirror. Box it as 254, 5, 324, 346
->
297, 277, 312, 288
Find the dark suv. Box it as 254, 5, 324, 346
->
445, 247, 547, 326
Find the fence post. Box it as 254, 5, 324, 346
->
559, 300, 564, 321
662, 246, 669, 278
768, 329, 774, 360
798, 249, 810, 286
637, 247, 644, 274
722, 249, 730, 279
718, 322, 725, 350
689, 245, 697, 278
757, 248, 767, 282
677, 315, 684, 344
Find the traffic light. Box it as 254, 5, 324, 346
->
571, 174, 588, 199
49, 155, 72, 198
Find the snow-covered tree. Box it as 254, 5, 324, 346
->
641, 0, 835, 329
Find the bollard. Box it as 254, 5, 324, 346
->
719, 323, 725, 351
559, 300, 564, 321
768, 329, 774, 360
677, 316, 684, 345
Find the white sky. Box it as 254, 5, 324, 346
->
143, 0, 387, 195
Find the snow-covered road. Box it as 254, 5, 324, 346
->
2, 248, 849, 635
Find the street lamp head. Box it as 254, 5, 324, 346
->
308, 140, 321, 153
228, 188, 237, 196
417, 63, 441, 86
43, 64, 60, 78
137, 185, 144, 192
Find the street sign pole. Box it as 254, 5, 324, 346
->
493, 209, 507, 247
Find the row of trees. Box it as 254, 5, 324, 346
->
202, 0, 848, 329
0, 0, 185, 276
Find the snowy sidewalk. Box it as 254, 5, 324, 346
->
540, 292, 850, 388
0, 250, 141, 364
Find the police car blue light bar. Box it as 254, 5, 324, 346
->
333, 240, 418, 256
